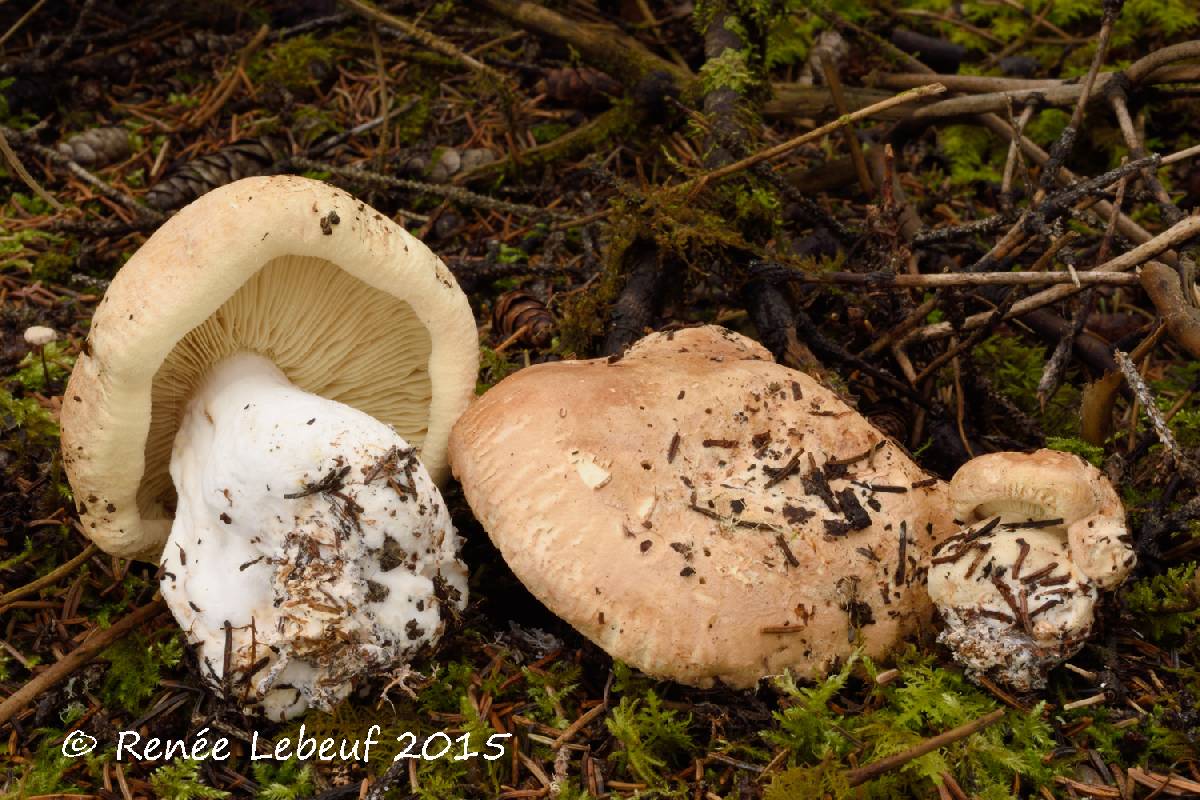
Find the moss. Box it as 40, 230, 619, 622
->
291, 105, 339, 149
15, 739, 86, 796
973, 334, 1081, 438
149, 759, 230, 800
30, 249, 75, 284
763, 649, 1060, 799
392, 93, 433, 146
477, 345, 518, 394
252, 761, 314, 800
248, 34, 334, 93
606, 690, 694, 788
699, 47, 756, 95
937, 125, 1004, 186
554, 242, 626, 357
99, 631, 185, 714
13, 340, 75, 393
1045, 436, 1106, 467
523, 660, 582, 728
1123, 564, 1200, 641
0, 387, 60, 445
531, 121, 570, 144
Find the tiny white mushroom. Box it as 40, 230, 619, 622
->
23, 325, 58, 347
23, 326, 58, 385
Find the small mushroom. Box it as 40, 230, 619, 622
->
23, 325, 57, 385
449, 326, 954, 688
949, 449, 1134, 590
928, 449, 1135, 690
61, 176, 477, 717
23, 325, 57, 347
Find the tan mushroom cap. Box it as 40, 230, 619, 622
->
62, 175, 478, 560
949, 449, 1134, 589
449, 326, 954, 688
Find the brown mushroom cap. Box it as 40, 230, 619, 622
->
449, 326, 953, 688
62, 175, 477, 560
949, 449, 1134, 589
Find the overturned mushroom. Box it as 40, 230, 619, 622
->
928, 449, 1135, 690
61, 176, 477, 717
450, 325, 954, 688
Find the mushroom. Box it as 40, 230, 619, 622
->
927, 449, 1135, 690
23, 325, 58, 385
449, 325, 954, 688
60, 176, 477, 717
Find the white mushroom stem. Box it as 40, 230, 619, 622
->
158, 353, 467, 720
928, 523, 1096, 691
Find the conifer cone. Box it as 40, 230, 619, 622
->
146, 139, 284, 211
56, 128, 132, 167
493, 290, 555, 347
541, 67, 620, 108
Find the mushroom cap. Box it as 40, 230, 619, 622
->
449, 326, 953, 688
949, 449, 1133, 589
23, 325, 57, 347
61, 175, 478, 560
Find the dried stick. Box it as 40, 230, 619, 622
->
1038, 171, 1129, 407
1141, 262, 1200, 360
1000, 104, 1035, 208
0, 0, 48, 48
674, 83, 945, 195
0, 128, 64, 211
0, 600, 166, 727
289, 157, 560, 219
3, 129, 164, 222
0, 544, 99, 610
780, 271, 1138, 288
907, 215, 1200, 343
843, 709, 1005, 787
1115, 350, 1183, 465
342, 0, 509, 86
186, 24, 270, 130
819, 53, 873, 194
478, 0, 689, 89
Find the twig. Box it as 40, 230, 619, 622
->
769, 270, 1138, 288
550, 703, 607, 749
0, 600, 166, 727
674, 83, 945, 195
1038, 170, 1130, 407
288, 157, 562, 219
907, 215, 1200, 343
0, 127, 64, 211
186, 24, 270, 129
3, 128, 164, 222
1114, 349, 1183, 465
344, 0, 510, 86
370, 23, 390, 175
0, 544, 99, 610
819, 53, 872, 194
1141, 262, 1200, 360
0, 0, 48, 49
478, 0, 691, 90
843, 709, 1005, 787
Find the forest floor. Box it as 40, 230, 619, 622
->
2, 1, 1200, 798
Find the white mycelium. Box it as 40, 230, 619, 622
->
159, 353, 467, 720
